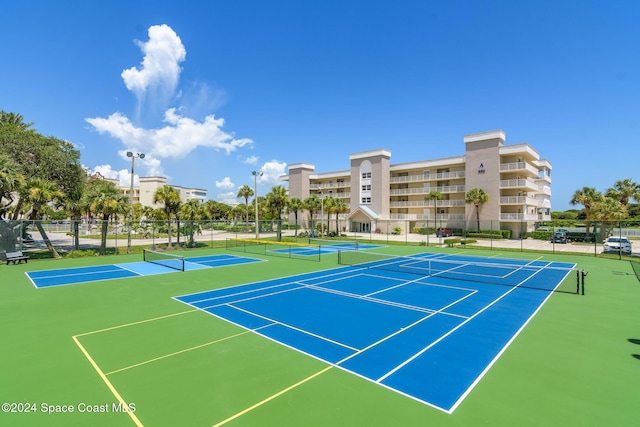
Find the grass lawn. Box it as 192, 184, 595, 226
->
0, 246, 638, 426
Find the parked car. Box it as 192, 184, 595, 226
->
551, 232, 568, 243
602, 236, 632, 255
436, 228, 454, 237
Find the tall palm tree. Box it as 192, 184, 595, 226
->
605, 178, 639, 207
425, 190, 444, 228
180, 199, 203, 247
22, 178, 65, 258
89, 189, 129, 255
266, 185, 289, 241
304, 194, 322, 237
570, 186, 603, 238
236, 185, 254, 229
287, 198, 304, 237
465, 188, 489, 232
153, 185, 181, 249
322, 196, 335, 236
331, 198, 349, 234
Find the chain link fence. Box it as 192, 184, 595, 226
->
1, 218, 638, 260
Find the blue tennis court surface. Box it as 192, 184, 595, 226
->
268, 242, 380, 256
27, 254, 263, 288
174, 252, 577, 413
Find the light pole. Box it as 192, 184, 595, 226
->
252, 171, 263, 240
319, 191, 325, 237
126, 151, 145, 254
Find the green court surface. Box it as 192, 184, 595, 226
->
0, 247, 638, 427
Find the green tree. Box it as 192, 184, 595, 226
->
304, 194, 322, 237
153, 185, 181, 249
21, 178, 65, 258
287, 197, 304, 237
266, 185, 289, 241
85, 179, 128, 255
180, 199, 203, 247
592, 197, 628, 237
465, 188, 489, 231
236, 185, 254, 229
331, 198, 349, 234
605, 178, 639, 207
425, 190, 444, 227
570, 187, 603, 238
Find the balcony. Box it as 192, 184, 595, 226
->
309, 181, 350, 189
390, 199, 465, 208
499, 161, 539, 176
499, 196, 538, 206
390, 213, 466, 221
499, 179, 539, 191
390, 185, 465, 196
499, 213, 539, 222
389, 171, 465, 183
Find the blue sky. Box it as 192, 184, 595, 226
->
2, 1, 638, 211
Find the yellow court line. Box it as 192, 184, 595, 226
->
212, 366, 333, 427
105, 330, 252, 376
72, 336, 144, 427
75, 309, 200, 337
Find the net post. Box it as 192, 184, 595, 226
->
581, 270, 586, 295
576, 269, 580, 294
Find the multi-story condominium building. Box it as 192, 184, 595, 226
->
283, 130, 552, 238
99, 175, 207, 208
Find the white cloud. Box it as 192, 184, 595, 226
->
215, 177, 234, 190
257, 160, 288, 186
91, 164, 137, 186
217, 191, 238, 205
241, 155, 259, 165
121, 24, 186, 99
86, 109, 254, 160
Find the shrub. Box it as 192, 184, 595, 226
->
391, 227, 402, 235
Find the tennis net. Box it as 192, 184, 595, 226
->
143, 249, 185, 271
338, 250, 585, 294
308, 238, 359, 251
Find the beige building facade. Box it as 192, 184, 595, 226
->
103, 175, 207, 208
283, 130, 552, 238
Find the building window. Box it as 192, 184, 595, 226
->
361, 184, 371, 191
362, 172, 371, 179
361, 197, 371, 204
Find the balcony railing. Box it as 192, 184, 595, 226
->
390, 213, 466, 221
390, 200, 466, 208
499, 196, 538, 206
389, 171, 465, 183
499, 161, 539, 175
499, 179, 539, 191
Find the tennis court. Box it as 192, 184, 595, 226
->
175, 251, 582, 412
26, 253, 263, 288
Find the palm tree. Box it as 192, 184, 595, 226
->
605, 178, 639, 207
304, 194, 322, 237
465, 188, 489, 232
0, 154, 25, 219
591, 197, 628, 238
22, 178, 65, 258
425, 190, 444, 229
153, 185, 181, 249
331, 198, 349, 234
236, 185, 254, 229
0, 111, 34, 130
180, 199, 203, 247
266, 185, 289, 241
570, 186, 604, 238
85, 179, 128, 255
287, 198, 304, 237
322, 196, 335, 236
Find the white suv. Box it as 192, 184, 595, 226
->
603, 236, 632, 255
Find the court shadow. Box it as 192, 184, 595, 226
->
628, 338, 640, 345
633, 354, 640, 361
